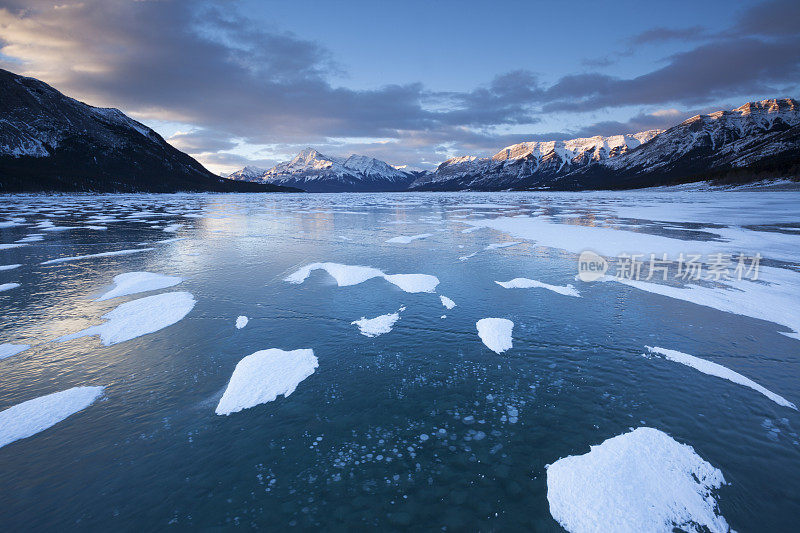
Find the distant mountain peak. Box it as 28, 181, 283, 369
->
229, 148, 415, 192
411, 97, 800, 191
0, 68, 294, 192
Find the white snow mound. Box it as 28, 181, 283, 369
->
59, 292, 195, 346
215, 348, 318, 415
352, 310, 402, 337
0, 386, 105, 449
0, 343, 30, 360
496, 278, 580, 297
285, 262, 438, 293
546, 427, 730, 533
646, 346, 796, 410
476, 318, 514, 353
96, 271, 183, 301
440, 295, 456, 309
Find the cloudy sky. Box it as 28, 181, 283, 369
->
1, 0, 798, 173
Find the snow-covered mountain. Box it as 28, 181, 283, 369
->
0, 68, 295, 192
559, 98, 800, 189
410, 131, 661, 190
228, 165, 268, 180
412, 98, 800, 191
229, 148, 415, 192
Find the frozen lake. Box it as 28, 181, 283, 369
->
0, 191, 799, 530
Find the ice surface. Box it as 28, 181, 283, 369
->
0, 282, 20, 292
645, 346, 796, 410
96, 271, 183, 301
42, 248, 154, 265
59, 292, 195, 346
163, 223, 183, 233
286, 262, 439, 293
0, 264, 21, 271
215, 348, 318, 415
351, 308, 404, 337
0, 243, 24, 250
546, 427, 729, 533
385, 233, 432, 244
464, 214, 792, 262
236, 316, 249, 329
440, 295, 456, 309
476, 318, 514, 354
0, 386, 104, 449
608, 265, 800, 340
0, 343, 30, 360
496, 278, 580, 297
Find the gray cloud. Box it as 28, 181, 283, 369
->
541, 36, 800, 112
0, 0, 797, 170
628, 26, 709, 45
167, 129, 239, 153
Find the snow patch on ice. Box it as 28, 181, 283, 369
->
496, 278, 580, 297
386, 233, 432, 244
59, 292, 195, 346
96, 271, 182, 301
42, 248, 154, 265
285, 262, 438, 293
215, 348, 318, 415
440, 295, 456, 309
646, 346, 796, 410
351, 307, 404, 337
0, 264, 21, 271
485, 241, 521, 250
0, 386, 105, 449
0, 343, 30, 360
546, 427, 730, 533
236, 316, 249, 329
476, 318, 514, 354
0, 282, 20, 292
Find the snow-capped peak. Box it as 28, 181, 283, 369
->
228, 165, 268, 180
227, 148, 415, 192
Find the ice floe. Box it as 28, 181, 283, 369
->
476, 318, 514, 354
0, 264, 21, 271
236, 316, 249, 329
286, 262, 439, 293
59, 292, 195, 346
163, 223, 183, 233
0, 282, 20, 292
215, 348, 318, 415
0, 343, 30, 360
440, 295, 456, 309
96, 271, 183, 301
645, 346, 796, 410
496, 278, 580, 297
351, 307, 405, 337
0, 386, 105, 449
385, 233, 432, 244
42, 248, 154, 265
546, 427, 730, 533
